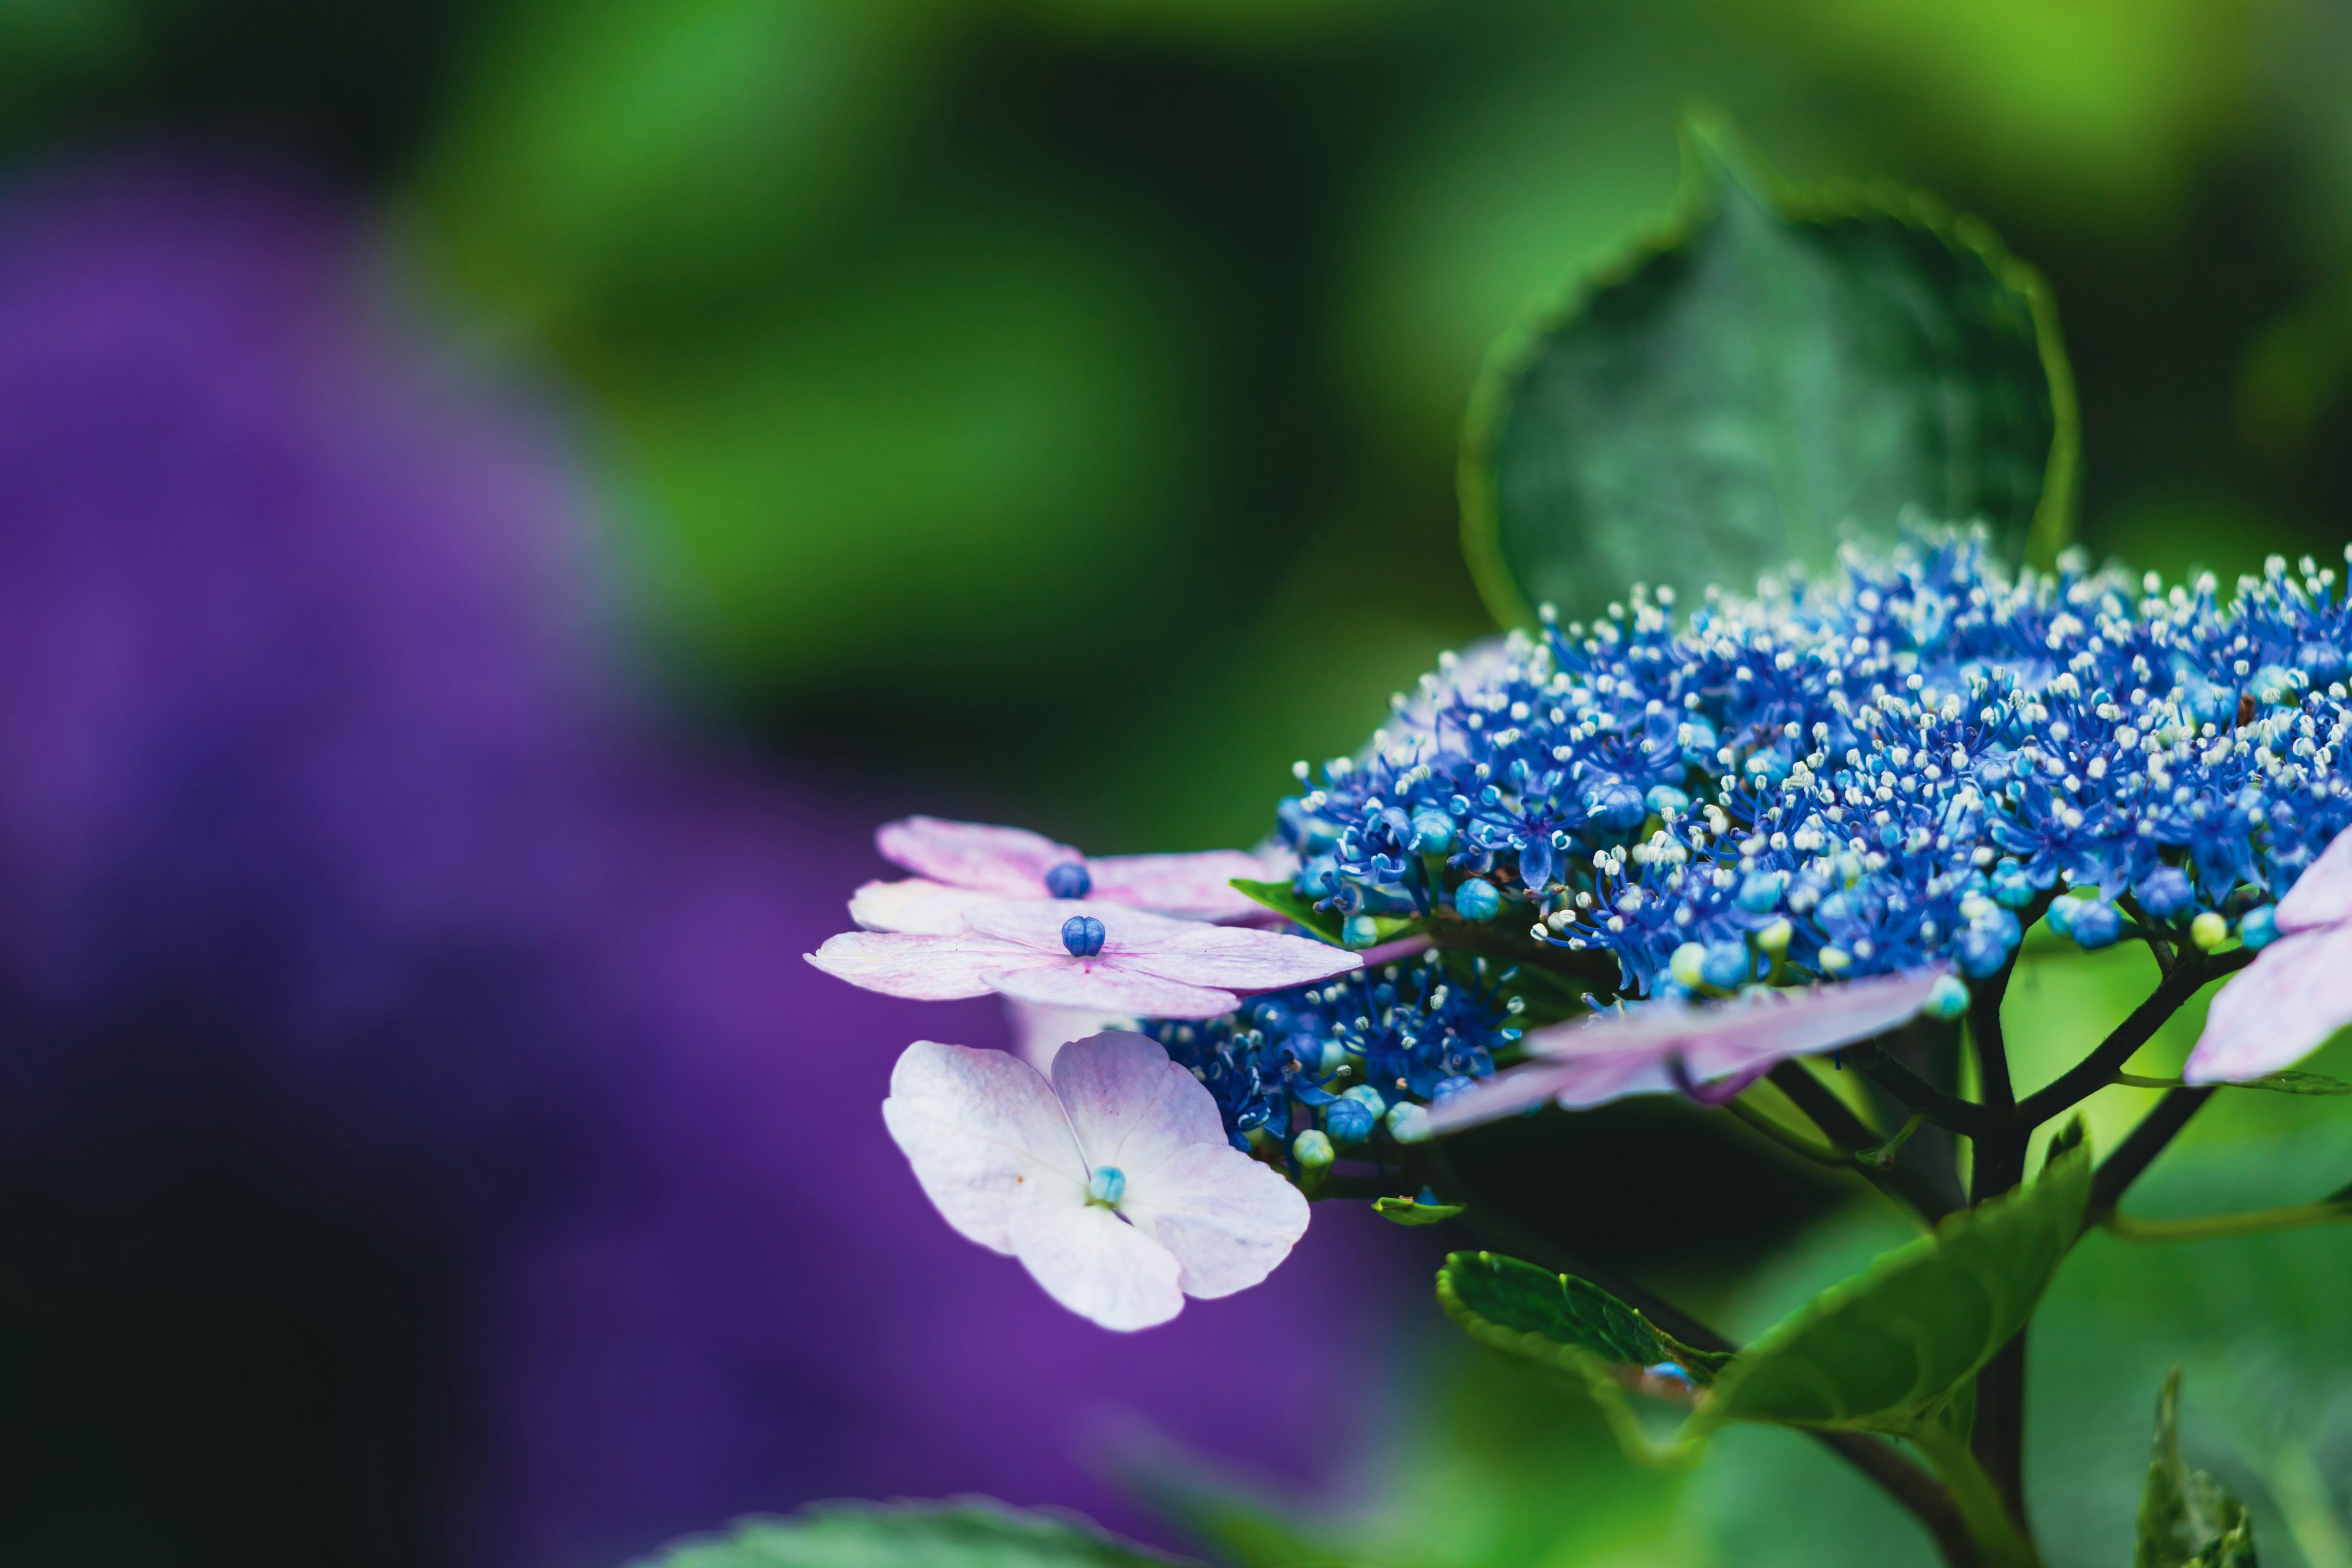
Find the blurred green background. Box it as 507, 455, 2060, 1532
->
10, 0, 2352, 859
6, 2, 2351, 1562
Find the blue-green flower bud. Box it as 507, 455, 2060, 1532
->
1292, 1129, 1335, 1170
1087, 1165, 1126, 1205
1408, 808, 1457, 854
1757, 918, 1793, 955
1670, 941, 1708, 989
1342, 913, 1381, 949
1453, 878, 1501, 922
2240, 905, 2279, 950
1924, 974, 1969, 1020
1386, 1102, 1430, 1143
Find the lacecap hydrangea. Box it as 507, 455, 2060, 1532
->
1281, 535, 2352, 1000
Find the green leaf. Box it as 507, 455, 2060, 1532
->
1438, 1252, 1733, 1382
1695, 1137, 2092, 1436
631, 1501, 1196, 1568
1460, 112, 2076, 628
2136, 1369, 2260, 1568
1373, 1195, 1466, 1226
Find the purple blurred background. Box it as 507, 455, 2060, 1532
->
0, 159, 1408, 1567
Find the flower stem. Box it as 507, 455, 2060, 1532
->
1909, 1419, 2044, 1568
2101, 1199, 2352, 1242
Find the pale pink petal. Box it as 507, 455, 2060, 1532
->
806, 930, 1049, 1001
1050, 1032, 1228, 1174
1119, 1142, 1310, 1300
1425, 968, 1947, 1133
2276, 825, 2352, 935
876, 816, 1081, 897
880, 1041, 1087, 1253
1123, 923, 1362, 993
1087, 847, 1298, 922
1005, 1200, 1186, 1331
960, 899, 1207, 952
1001, 1000, 1129, 1072
2184, 927, 2352, 1082
984, 962, 1240, 1019
848, 878, 997, 935
1358, 933, 1438, 967
1675, 968, 1951, 1084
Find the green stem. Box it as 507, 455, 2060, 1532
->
1909, 1420, 2043, 1568
2101, 1200, 2352, 1243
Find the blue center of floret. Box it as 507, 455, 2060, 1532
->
1060, 914, 1107, 957
1044, 862, 1092, 899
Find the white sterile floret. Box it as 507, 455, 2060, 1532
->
881, 1031, 1311, 1331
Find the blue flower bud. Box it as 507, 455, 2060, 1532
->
1924, 974, 1970, 1020
1955, 923, 2014, 979
1087, 1165, 1126, 1205
1408, 808, 1457, 854
1279, 797, 1341, 853
1453, 878, 1502, 922
1060, 914, 1107, 957
1670, 941, 1708, 989
2239, 905, 2278, 950
1341, 914, 1381, 949
2044, 898, 2078, 938
1430, 1074, 1477, 1103
1989, 860, 2037, 910
1700, 941, 1751, 989
1746, 750, 1792, 786
1737, 869, 1787, 913
1044, 862, 1092, 899
2297, 641, 2345, 684
1646, 783, 1691, 817
1678, 717, 1719, 767
2067, 900, 2122, 950
1581, 777, 1648, 832
1342, 1085, 1388, 1115
1386, 1102, 1430, 1143
1323, 1096, 1376, 1145
2184, 680, 2236, 728
2132, 865, 2193, 922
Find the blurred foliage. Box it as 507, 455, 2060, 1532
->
11, 0, 2352, 854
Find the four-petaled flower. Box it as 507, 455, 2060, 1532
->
883, 1031, 1311, 1330
1422, 967, 1956, 1134
2187, 826, 2352, 1083
855, 815, 1292, 933
810, 898, 1360, 1018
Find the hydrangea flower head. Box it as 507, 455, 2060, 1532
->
1284, 535, 2352, 1001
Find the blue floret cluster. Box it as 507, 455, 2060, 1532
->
1140, 951, 1520, 1150
1278, 535, 2352, 998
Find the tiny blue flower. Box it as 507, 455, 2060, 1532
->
1646, 783, 1692, 816
2240, 905, 2280, 950
1700, 940, 1752, 989
2132, 865, 2193, 922
1408, 807, 1457, 854
2067, 900, 2124, 950
1087, 1165, 1126, 1205
1044, 862, 1092, 899
1924, 974, 1970, 1020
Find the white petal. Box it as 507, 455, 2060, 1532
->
1006, 1200, 1185, 1331
1087, 846, 1296, 922
1050, 1032, 1227, 1174
876, 816, 1079, 896
848, 878, 997, 935
985, 960, 1239, 1019
2277, 825, 2352, 935
1001, 999, 1131, 1072
806, 930, 1049, 1000
2185, 927, 2352, 1082
1120, 922, 1362, 993
1120, 1142, 1310, 1300
880, 1041, 1086, 1253
962, 899, 1205, 952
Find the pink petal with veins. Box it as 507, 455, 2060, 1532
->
984, 962, 1240, 1019
805, 930, 1055, 1001
2184, 925, 2352, 1083
1087, 846, 1299, 922
848, 877, 996, 935
876, 816, 1080, 897
1424, 967, 1948, 1134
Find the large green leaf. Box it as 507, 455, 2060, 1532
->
1695, 1139, 2092, 1436
1460, 115, 2075, 628
631, 1501, 1194, 1568
2136, 1369, 2259, 1568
